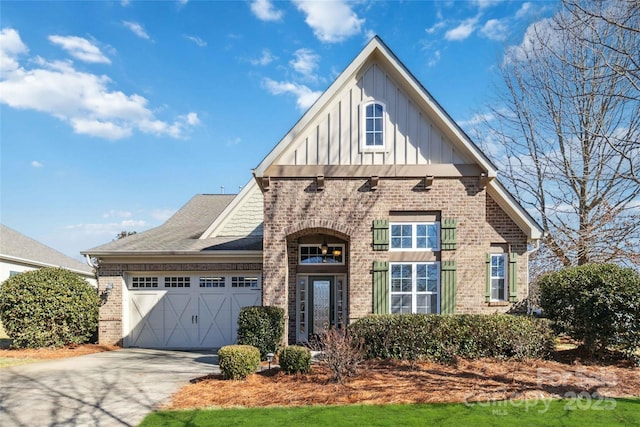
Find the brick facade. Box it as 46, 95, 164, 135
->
262, 176, 529, 343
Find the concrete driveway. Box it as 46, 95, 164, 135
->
0, 349, 219, 427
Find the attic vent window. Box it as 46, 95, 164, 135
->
364, 102, 385, 148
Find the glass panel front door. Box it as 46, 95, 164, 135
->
312, 278, 331, 333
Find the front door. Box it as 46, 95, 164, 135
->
310, 276, 334, 335
296, 275, 347, 342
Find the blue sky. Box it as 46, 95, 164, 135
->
1, 0, 557, 260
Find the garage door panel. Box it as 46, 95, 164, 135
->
164, 293, 196, 348
129, 292, 165, 348
198, 293, 232, 348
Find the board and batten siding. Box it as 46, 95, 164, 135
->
278, 62, 472, 167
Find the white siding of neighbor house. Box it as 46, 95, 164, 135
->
216, 183, 264, 238
277, 62, 472, 167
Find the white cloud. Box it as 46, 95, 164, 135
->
120, 0, 130, 6
262, 78, 321, 110
504, 18, 555, 64
48, 35, 111, 64
250, 49, 276, 66
31, 160, 44, 168
427, 50, 441, 68
290, 48, 319, 81
471, 0, 504, 9
103, 209, 132, 219
458, 112, 495, 127
226, 137, 241, 146
185, 35, 206, 47
293, 0, 364, 43
515, 2, 532, 19
480, 19, 509, 41
177, 0, 189, 7
0, 28, 28, 73
64, 219, 148, 236
0, 29, 198, 140
122, 21, 150, 40
150, 208, 176, 222
250, 0, 283, 22
426, 21, 446, 35
445, 17, 479, 41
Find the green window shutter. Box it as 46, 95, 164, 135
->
509, 253, 518, 302
441, 218, 457, 250
440, 261, 457, 314
372, 261, 389, 314
485, 253, 491, 303
372, 219, 389, 251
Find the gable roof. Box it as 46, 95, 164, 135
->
83, 193, 262, 256
0, 224, 93, 276
253, 36, 498, 178
253, 36, 542, 241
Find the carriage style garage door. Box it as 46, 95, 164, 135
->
126, 274, 261, 349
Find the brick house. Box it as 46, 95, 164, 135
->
84, 37, 542, 349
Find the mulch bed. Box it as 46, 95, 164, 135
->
0, 344, 119, 360
167, 354, 640, 410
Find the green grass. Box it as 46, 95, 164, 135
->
139, 398, 640, 427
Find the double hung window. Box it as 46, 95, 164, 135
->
364, 102, 385, 149
390, 262, 439, 314
490, 253, 507, 301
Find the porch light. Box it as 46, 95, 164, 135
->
332, 248, 342, 257
320, 240, 328, 255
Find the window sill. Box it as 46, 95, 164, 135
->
487, 301, 510, 307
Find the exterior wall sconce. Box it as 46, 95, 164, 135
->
100, 283, 114, 305
316, 175, 325, 191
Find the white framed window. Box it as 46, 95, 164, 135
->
231, 276, 260, 288
362, 101, 385, 150
390, 222, 440, 251
199, 277, 225, 288
390, 262, 440, 314
164, 276, 191, 288
490, 253, 507, 301
131, 276, 158, 288
299, 244, 345, 264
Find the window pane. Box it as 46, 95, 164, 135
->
366, 118, 374, 132
374, 103, 383, 116
366, 104, 374, 116
373, 132, 383, 146
391, 224, 412, 249
416, 264, 427, 292
492, 278, 505, 300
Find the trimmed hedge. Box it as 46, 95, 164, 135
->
539, 263, 640, 358
0, 267, 99, 348
349, 314, 555, 362
279, 345, 312, 374
237, 306, 285, 359
218, 345, 260, 380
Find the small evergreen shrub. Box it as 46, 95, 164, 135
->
218, 345, 260, 380
539, 263, 640, 358
0, 268, 99, 348
279, 345, 312, 374
349, 314, 554, 362
237, 306, 285, 359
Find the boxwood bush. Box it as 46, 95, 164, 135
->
237, 306, 285, 359
349, 314, 554, 362
0, 267, 99, 348
279, 345, 311, 374
218, 345, 260, 380
539, 263, 640, 358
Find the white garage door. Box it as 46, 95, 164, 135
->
126, 275, 261, 349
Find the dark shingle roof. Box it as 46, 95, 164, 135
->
0, 225, 93, 275
83, 194, 263, 255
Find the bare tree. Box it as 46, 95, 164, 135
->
486, 1, 640, 270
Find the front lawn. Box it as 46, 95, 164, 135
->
140, 398, 640, 426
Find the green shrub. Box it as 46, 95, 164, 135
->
279, 345, 311, 374
0, 268, 99, 348
539, 263, 640, 358
237, 306, 285, 359
349, 314, 555, 362
218, 345, 260, 380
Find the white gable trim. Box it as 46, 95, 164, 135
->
200, 179, 260, 239
253, 36, 497, 178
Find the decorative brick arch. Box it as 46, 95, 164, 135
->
284, 219, 353, 241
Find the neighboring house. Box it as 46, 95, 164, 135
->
84, 37, 543, 350
0, 224, 95, 286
